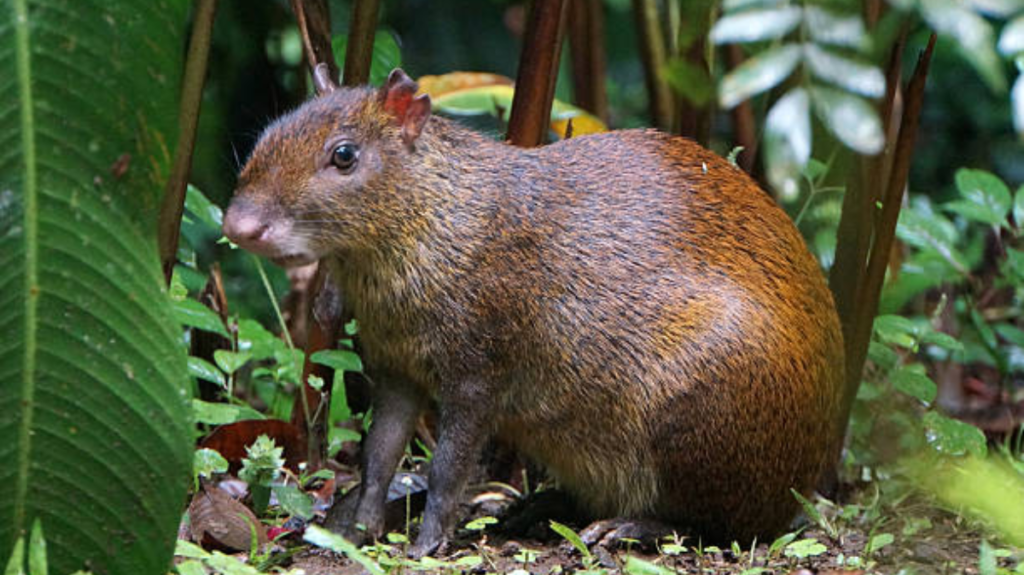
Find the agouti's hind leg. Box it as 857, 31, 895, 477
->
578, 517, 674, 549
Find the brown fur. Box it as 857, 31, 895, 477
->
228, 79, 844, 546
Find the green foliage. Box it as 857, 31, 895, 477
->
783, 538, 828, 559
193, 448, 229, 484
270, 484, 314, 521
891, 0, 1010, 92
332, 31, 403, 86
947, 169, 1014, 226
922, 411, 988, 457
621, 556, 675, 575
549, 521, 593, 564
909, 455, 1024, 546
464, 516, 498, 531
188, 357, 226, 388
173, 540, 269, 575
661, 58, 714, 106
712, 0, 884, 195
191, 399, 265, 426
0, 0, 194, 573
3, 520, 46, 575
767, 531, 800, 558
884, 170, 1024, 378
791, 489, 838, 539
310, 349, 363, 373
864, 532, 895, 556
173, 298, 232, 339
177, 182, 313, 421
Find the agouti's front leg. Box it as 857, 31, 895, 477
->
347, 379, 424, 543
409, 383, 492, 558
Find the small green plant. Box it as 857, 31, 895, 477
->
238, 435, 285, 515
767, 531, 800, 559
790, 489, 838, 540
4, 519, 49, 575
621, 556, 675, 575
550, 520, 603, 572
303, 526, 384, 575
783, 537, 828, 560
864, 532, 895, 557
192, 448, 229, 490
174, 539, 303, 575
658, 533, 688, 556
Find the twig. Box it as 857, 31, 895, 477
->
290, 0, 339, 82
157, 0, 218, 283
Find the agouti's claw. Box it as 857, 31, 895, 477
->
579, 518, 670, 549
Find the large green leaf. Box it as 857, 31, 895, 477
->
710, 5, 801, 45
947, 167, 1013, 227
809, 86, 885, 155
763, 87, 810, 198
0, 1, 192, 574
719, 43, 802, 109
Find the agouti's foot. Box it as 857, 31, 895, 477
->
499, 488, 583, 537
407, 535, 449, 559
578, 518, 673, 549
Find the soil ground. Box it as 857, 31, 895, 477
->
284, 486, 1014, 575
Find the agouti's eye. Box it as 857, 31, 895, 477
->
331, 143, 359, 172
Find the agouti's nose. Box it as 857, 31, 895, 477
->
223, 198, 271, 249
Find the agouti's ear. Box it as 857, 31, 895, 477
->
380, 68, 432, 147
313, 63, 337, 95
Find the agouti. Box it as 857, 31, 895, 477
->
223, 69, 844, 556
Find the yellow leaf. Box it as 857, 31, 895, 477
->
429, 83, 607, 138
417, 72, 513, 98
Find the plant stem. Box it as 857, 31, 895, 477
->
631, 0, 673, 131
158, 0, 218, 283
567, 0, 608, 122
290, 0, 339, 82
343, 0, 381, 86
508, 0, 571, 146
835, 34, 937, 455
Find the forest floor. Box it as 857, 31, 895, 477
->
281, 483, 1011, 575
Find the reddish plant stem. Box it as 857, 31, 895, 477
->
508, 0, 570, 146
